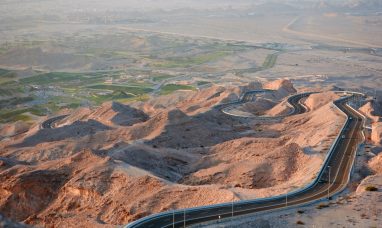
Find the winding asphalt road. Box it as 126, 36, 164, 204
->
126, 92, 365, 228
41, 115, 68, 129
218, 90, 314, 118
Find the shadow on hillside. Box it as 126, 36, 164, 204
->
110, 102, 149, 126
146, 108, 281, 149
0, 168, 70, 221
13, 119, 112, 148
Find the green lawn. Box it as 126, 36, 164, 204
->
0, 70, 156, 123
21, 72, 85, 85
0, 86, 23, 96
154, 51, 229, 68
0, 69, 17, 84
0, 96, 34, 109
45, 95, 83, 112
0, 69, 11, 76
262, 53, 278, 69
90, 91, 136, 104
152, 74, 174, 82
0, 107, 46, 123
120, 81, 154, 87
232, 52, 279, 75
19, 71, 120, 86
160, 84, 196, 95
87, 84, 153, 95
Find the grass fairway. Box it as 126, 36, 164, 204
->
262, 53, 278, 69
20, 72, 85, 85
20, 71, 129, 86
0, 96, 34, 109
160, 84, 196, 95
227, 52, 279, 75
90, 91, 136, 104
154, 51, 229, 68
0, 107, 46, 123
0, 87, 23, 97
0, 70, 157, 123
152, 74, 175, 82
87, 84, 153, 95
0, 69, 12, 76
0, 69, 17, 84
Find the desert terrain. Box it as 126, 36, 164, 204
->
0, 79, 350, 227
1, 0, 382, 227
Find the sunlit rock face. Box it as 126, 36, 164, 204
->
371, 122, 382, 145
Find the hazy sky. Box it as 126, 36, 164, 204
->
0, 0, 360, 11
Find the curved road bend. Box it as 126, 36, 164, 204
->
41, 90, 308, 129
126, 95, 364, 228
41, 115, 68, 129
216, 90, 314, 117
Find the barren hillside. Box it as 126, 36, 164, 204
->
0, 80, 347, 227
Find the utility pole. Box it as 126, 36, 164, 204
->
286, 192, 288, 207
173, 209, 175, 228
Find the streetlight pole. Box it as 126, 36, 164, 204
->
173, 209, 175, 228
327, 166, 331, 200
183, 209, 186, 228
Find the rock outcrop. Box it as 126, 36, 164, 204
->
371, 122, 382, 145
359, 100, 381, 123
369, 152, 382, 174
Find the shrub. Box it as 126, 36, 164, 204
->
297, 210, 304, 214
296, 220, 305, 225
365, 186, 378, 191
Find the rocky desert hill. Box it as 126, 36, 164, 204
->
0, 121, 30, 138
228, 79, 298, 117
197, 91, 382, 228
371, 122, 382, 145
0, 79, 349, 227
360, 91, 382, 122
56, 101, 149, 128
